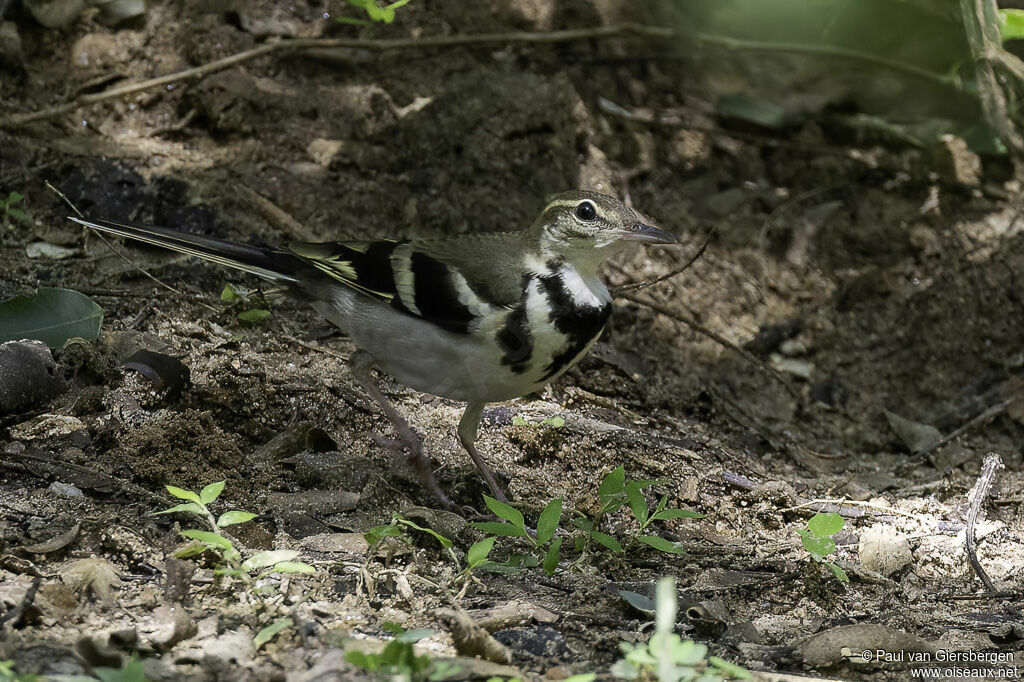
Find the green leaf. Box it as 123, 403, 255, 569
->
174, 542, 209, 558
999, 9, 1024, 42
397, 627, 434, 644
797, 529, 836, 560
345, 650, 373, 670
220, 283, 240, 302
650, 508, 705, 521
466, 537, 496, 567
7, 209, 28, 221
471, 521, 527, 537
253, 617, 292, 648
0, 287, 103, 348
397, 517, 453, 548
637, 535, 686, 554
153, 502, 205, 516
180, 529, 234, 551
237, 308, 271, 323
199, 480, 225, 505
807, 512, 844, 538
7, 191, 24, 204
709, 655, 753, 679
625, 482, 648, 524
589, 530, 623, 553
365, 523, 404, 546
536, 497, 562, 545
598, 465, 625, 501
572, 517, 593, 531
270, 561, 315, 574
483, 495, 525, 528
543, 536, 562, 576
217, 510, 257, 527
825, 561, 850, 583
242, 550, 300, 571
165, 486, 202, 503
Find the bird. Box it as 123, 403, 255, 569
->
69, 190, 676, 509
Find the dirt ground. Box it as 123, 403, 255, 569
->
1, 1, 1023, 680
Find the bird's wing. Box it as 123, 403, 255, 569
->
289, 233, 526, 334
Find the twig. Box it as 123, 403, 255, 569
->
619, 292, 799, 400
0, 24, 673, 128
46, 180, 184, 297
964, 452, 1004, 593
780, 498, 929, 522
917, 392, 1020, 458
612, 229, 714, 294
957, 0, 1024, 153
237, 184, 320, 242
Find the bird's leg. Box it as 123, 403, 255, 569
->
458, 402, 508, 503
348, 350, 455, 509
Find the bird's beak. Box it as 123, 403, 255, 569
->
619, 222, 677, 245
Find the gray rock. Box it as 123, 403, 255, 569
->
0, 341, 65, 415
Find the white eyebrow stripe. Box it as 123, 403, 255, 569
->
543, 198, 609, 220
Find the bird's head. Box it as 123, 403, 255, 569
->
530, 190, 675, 269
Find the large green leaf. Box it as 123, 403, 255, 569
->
0, 287, 103, 348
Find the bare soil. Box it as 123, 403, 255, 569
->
1, 1, 1022, 681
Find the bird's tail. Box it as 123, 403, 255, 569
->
69, 217, 302, 283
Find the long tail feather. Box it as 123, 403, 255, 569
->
70, 217, 300, 283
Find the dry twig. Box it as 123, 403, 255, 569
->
964, 452, 1004, 594
0, 24, 673, 129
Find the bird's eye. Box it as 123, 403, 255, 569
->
575, 201, 597, 221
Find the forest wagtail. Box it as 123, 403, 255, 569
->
70, 191, 676, 508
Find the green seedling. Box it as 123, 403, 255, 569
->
797, 512, 849, 582
336, 0, 411, 25
345, 623, 460, 681
575, 466, 702, 555
220, 283, 271, 325
366, 513, 460, 567
612, 578, 751, 681
471, 496, 563, 576
155, 481, 314, 583
1, 191, 28, 227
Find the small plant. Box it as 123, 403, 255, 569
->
220, 283, 271, 324
156, 481, 314, 582
575, 466, 702, 555
366, 513, 461, 566
471, 495, 564, 576
613, 578, 751, 681
0, 660, 40, 682
1, 191, 28, 227
797, 512, 849, 582
335, 0, 411, 25
345, 623, 459, 681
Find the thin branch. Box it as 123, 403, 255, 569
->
0, 24, 672, 128
958, 0, 1024, 153
964, 452, 1004, 593
686, 31, 964, 93
46, 180, 184, 297
612, 229, 715, 294
916, 391, 1020, 458
619, 292, 800, 400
